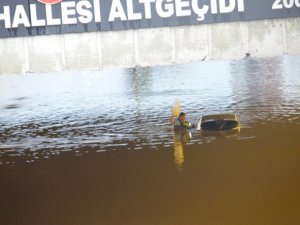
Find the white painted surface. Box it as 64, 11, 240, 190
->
101, 30, 135, 68
248, 19, 284, 58
212, 22, 249, 59
137, 27, 173, 66
0, 17, 299, 74
27, 35, 63, 73
285, 17, 300, 55
0, 37, 26, 74
174, 25, 210, 62
64, 32, 100, 70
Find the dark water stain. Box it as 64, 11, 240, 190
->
14, 96, 27, 101
4, 104, 21, 109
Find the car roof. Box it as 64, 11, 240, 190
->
201, 114, 238, 122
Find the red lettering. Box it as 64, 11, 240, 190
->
37, 0, 63, 4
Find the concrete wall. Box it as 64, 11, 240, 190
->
0, 17, 299, 74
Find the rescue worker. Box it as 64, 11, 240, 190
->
173, 112, 194, 130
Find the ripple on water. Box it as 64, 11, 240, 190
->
4, 104, 21, 110
0, 56, 300, 163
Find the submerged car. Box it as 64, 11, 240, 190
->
196, 114, 240, 136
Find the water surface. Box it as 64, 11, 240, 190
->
1, 56, 300, 225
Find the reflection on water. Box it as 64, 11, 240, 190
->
231, 57, 286, 123
1, 56, 299, 162
173, 130, 192, 168
1, 55, 300, 225
0, 57, 300, 154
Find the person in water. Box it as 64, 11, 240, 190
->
173, 112, 193, 129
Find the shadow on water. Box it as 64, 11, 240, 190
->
4, 104, 21, 109
1, 56, 300, 225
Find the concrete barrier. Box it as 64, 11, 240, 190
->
0, 17, 299, 74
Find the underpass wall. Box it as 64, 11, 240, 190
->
0, 17, 299, 74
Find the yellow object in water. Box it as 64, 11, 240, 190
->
174, 142, 184, 168
171, 100, 180, 118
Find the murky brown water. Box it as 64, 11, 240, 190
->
1, 56, 300, 225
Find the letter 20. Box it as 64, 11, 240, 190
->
272, 0, 300, 9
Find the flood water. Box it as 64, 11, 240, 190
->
1, 55, 300, 225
